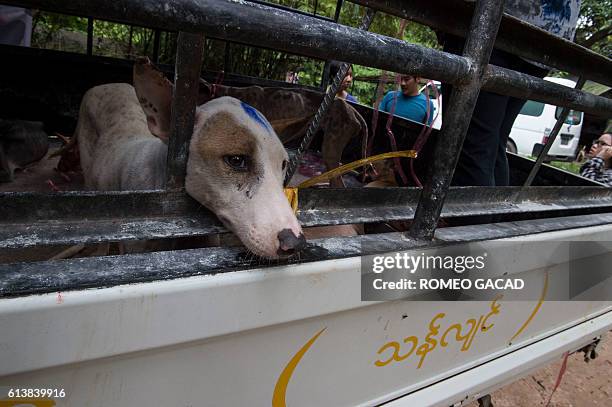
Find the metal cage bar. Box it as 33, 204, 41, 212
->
3, 0, 609, 117
165, 32, 205, 189
349, 0, 612, 87
409, 0, 506, 239
4, 186, 612, 250
3, 212, 612, 297
86, 17, 93, 56
152, 29, 161, 62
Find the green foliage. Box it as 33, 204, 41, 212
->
31, 11, 165, 59
92, 21, 154, 59
575, 0, 611, 57
545, 160, 581, 175
31, 12, 88, 53
202, 39, 324, 86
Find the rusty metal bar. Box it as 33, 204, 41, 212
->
523, 76, 587, 188
333, 0, 344, 22
0, 0, 469, 84
165, 32, 205, 189
223, 41, 231, 73
409, 0, 506, 240
349, 0, 612, 88
3, 212, 612, 298
4, 186, 611, 249
482, 68, 610, 117
4, 0, 610, 117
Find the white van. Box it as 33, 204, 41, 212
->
420, 80, 442, 130
507, 77, 583, 161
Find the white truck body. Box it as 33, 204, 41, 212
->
1, 223, 611, 407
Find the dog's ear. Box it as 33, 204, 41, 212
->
198, 78, 213, 105
133, 57, 173, 143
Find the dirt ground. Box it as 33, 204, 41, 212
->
468, 332, 612, 407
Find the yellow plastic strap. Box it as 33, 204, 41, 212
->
284, 150, 417, 213
284, 187, 299, 214
298, 150, 417, 188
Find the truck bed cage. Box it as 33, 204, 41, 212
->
1, 0, 611, 297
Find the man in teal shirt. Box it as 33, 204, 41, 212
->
379, 75, 434, 125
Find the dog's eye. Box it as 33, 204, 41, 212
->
224, 155, 249, 172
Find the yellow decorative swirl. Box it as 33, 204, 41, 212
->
509, 271, 549, 344
272, 327, 326, 407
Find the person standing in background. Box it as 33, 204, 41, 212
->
328, 60, 358, 103
580, 133, 612, 186
440, 0, 582, 186
379, 74, 434, 125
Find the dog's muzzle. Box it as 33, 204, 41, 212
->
277, 229, 307, 256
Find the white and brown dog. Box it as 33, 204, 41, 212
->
74, 61, 305, 259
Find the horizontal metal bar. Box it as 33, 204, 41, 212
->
2, 187, 612, 249
4, 0, 609, 117
483, 67, 611, 117
349, 0, 612, 88
0, 190, 196, 221
0, 0, 471, 86
2, 212, 612, 297
0, 216, 225, 250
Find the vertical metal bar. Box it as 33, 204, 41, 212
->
313, 0, 319, 16
409, 0, 506, 240
165, 32, 205, 190
320, 60, 331, 89
163, 32, 170, 62
523, 76, 586, 187
86, 17, 93, 56
223, 40, 231, 72
152, 29, 161, 63
127, 26, 134, 57
333, 0, 344, 22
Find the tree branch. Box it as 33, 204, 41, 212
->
577, 25, 612, 49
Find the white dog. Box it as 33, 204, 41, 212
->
74, 60, 305, 258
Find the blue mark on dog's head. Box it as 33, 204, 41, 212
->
240, 101, 272, 133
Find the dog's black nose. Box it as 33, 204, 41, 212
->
277, 229, 306, 256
